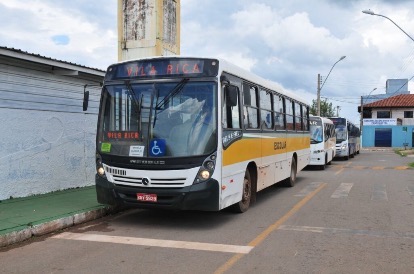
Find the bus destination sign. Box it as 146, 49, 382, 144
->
105, 58, 219, 81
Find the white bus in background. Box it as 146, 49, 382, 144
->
309, 116, 336, 169
328, 117, 361, 160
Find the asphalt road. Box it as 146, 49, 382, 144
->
1, 149, 413, 274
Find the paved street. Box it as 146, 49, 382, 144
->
1, 149, 413, 274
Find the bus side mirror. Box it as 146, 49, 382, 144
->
83, 89, 89, 111
225, 85, 238, 107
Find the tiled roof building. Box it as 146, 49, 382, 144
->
363, 94, 414, 108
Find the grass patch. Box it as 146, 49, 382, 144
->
395, 148, 414, 157
409, 162, 414, 168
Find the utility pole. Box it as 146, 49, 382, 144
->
317, 74, 321, 116
316, 56, 346, 116
360, 96, 364, 131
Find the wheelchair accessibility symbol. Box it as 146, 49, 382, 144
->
150, 139, 166, 156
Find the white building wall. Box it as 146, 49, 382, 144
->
0, 56, 102, 200
371, 108, 414, 125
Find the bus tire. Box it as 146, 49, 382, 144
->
231, 169, 252, 213
284, 157, 297, 187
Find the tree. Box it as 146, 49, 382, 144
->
309, 99, 336, 117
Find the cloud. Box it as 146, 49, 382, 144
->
1, 0, 414, 126
0, 0, 117, 69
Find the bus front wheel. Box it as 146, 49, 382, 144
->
231, 169, 252, 213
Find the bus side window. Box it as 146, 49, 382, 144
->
223, 85, 241, 129
302, 105, 309, 131
294, 102, 302, 131
243, 83, 259, 129
259, 89, 273, 130
285, 98, 294, 130
273, 94, 285, 130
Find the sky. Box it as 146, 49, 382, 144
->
1, 0, 414, 126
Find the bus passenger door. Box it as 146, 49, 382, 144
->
221, 82, 245, 209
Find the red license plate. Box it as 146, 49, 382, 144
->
137, 193, 157, 202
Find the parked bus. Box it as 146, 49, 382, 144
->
309, 116, 336, 169
328, 117, 361, 160
91, 57, 310, 213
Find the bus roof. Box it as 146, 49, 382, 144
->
310, 115, 334, 124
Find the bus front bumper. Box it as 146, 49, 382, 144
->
95, 175, 220, 211
309, 151, 325, 165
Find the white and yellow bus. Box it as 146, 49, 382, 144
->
91, 57, 310, 213
309, 116, 336, 169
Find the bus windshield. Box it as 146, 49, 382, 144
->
97, 81, 217, 158
309, 118, 323, 144
335, 125, 348, 142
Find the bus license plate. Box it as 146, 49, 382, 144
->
137, 193, 157, 202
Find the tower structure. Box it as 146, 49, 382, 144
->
118, 0, 180, 61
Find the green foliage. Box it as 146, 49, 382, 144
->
310, 99, 336, 117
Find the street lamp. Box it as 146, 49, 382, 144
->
362, 10, 414, 43
317, 56, 346, 116
360, 87, 377, 131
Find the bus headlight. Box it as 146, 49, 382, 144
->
341, 144, 347, 150
97, 167, 105, 176
194, 153, 216, 184
199, 169, 211, 180
96, 153, 106, 178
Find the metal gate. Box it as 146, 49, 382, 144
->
375, 128, 392, 147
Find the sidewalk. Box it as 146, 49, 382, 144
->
0, 186, 117, 248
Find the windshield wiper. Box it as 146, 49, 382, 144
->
155, 78, 189, 110
152, 78, 189, 128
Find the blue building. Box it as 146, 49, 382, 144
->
359, 94, 414, 148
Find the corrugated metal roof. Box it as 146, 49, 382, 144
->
0, 46, 105, 72
363, 94, 414, 108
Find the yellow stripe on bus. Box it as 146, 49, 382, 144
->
223, 135, 310, 166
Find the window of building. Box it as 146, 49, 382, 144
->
377, 111, 390, 118
404, 111, 413, 118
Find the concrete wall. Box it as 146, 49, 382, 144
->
0, 56, 102, 200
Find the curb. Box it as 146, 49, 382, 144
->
0, 206, 117, 248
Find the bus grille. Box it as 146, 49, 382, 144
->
105, 167, 188, 188
113, 176, 187, 188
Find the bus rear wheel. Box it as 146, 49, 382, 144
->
231, 169, 252, 213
